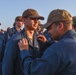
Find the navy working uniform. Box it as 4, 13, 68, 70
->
20, 30, 76, 75
0, 32, 5, 75
2, 28, 45, 75
40, 30, 55, 52
4, 26, 20, 44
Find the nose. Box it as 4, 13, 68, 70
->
34, 18, 38, 24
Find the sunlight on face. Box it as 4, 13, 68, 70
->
24, 17, 39, 30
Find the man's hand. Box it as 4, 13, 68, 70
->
18, 38, 29, 51
37, 35, 47, 43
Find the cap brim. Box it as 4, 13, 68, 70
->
29, 16, 44, 20
42, 22, 52, 28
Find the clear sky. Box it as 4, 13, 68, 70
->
0, 0, 76, 30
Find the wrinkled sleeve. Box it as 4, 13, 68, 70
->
20, 46, 61, 75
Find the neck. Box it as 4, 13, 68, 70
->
25, 28, 34, 40
15, 25, 21, 32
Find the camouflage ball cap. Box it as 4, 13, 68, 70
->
22, 9, 44, 20
43, 9, 72, 28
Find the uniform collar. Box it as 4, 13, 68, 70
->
22, 29, 39, 48
59, 29, 76, 40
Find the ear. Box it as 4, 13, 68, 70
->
58, 22, 64, 31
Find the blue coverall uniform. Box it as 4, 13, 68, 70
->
2, 29, 43, 75
4, 26, 20, 44
20, 30, 76, 75
0, 32, 5, 75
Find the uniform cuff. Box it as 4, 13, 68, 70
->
20, 50, 31, 60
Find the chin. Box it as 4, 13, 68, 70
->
33, 27, 37, 30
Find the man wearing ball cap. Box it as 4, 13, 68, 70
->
19, 9, 76, 75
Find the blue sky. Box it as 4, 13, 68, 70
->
0, 0, 76, 30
